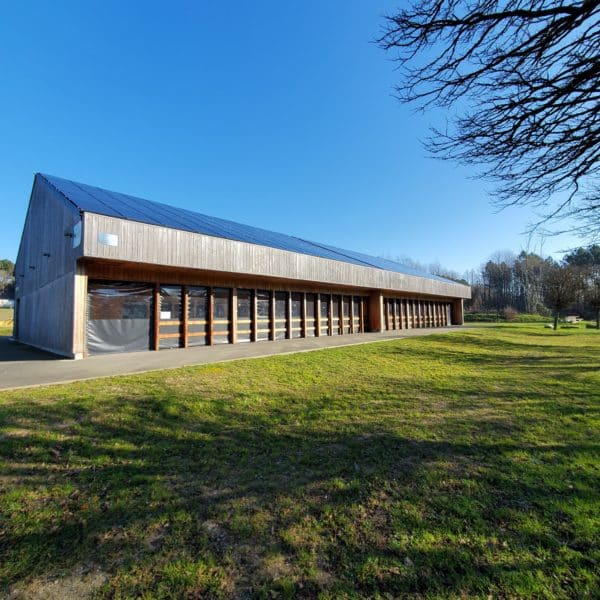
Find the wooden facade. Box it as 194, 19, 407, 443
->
14, 174, 470, 358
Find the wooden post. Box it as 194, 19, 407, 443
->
286, 292, 292, 339
72, 264, 88, 359
153, 283, 160, 350
207, 288, 214, 346
398, 299, 403, 330
231, 288, 237, 344
315, 295, 321, 337
359, 297, 365, 333
182, 286, 189, 348
349, 296, 354, 334
329, 294, 333, 336
269, 290, 276, 340
368, 291, 383, 332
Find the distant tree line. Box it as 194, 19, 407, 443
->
0, 259, 15, 299
464, 246, 600, 328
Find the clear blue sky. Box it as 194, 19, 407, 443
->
0, 0, 580, 273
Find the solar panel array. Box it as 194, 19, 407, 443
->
40, 173, 455, 283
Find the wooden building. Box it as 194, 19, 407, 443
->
14, 174, 470, 358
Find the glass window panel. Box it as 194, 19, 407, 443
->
87, 281, 153, 355
352, 297, 360, 332
291, 292, 302, 338
274, 291, 288, 340
331, 295, 340, 335
160, 286, 181, 320
188, 286, 208, 346
256, 290, 271, 341
160, 286, 182, 349
88, 281, 153, 320
237, 289, 252, 343
213, 287, 231, 344
343, 296, 351, 333
319, 294, 330, 335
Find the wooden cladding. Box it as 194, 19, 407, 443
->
382, 297, 450, 331
153, 282, 370, 351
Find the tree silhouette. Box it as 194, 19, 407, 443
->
378, 0, 600, 238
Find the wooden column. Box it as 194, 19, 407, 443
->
182, 286, 189, 348
251, 289, 258, 342
207, 288, 214, 346
329, 294, 333, 335
359, 297, 365, 333
315, 295, 321, 337
287, 292, 292, 339
231, 288, 237, 344
72, 264, 88, 359
368, 291, 383, 332
340, 296, 344, 335
153, 283, 160, 350
399, 299, 404, 330
269, 291, 276, 341
349, 297, 355, 334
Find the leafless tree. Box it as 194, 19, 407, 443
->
378, 0, 600, 238
585, 278, 600, 327
542, 264, 582, 328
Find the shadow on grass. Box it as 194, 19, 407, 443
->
1, 393, 598, 598
1, 326, 598, 598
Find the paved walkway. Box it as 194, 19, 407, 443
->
0, 327, 465, 390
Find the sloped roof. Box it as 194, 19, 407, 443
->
39, 173, 455, 284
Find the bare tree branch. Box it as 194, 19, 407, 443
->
378, 0, 600, 238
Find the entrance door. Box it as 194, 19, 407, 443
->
87, 281, 153, 355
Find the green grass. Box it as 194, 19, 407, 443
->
1, 324, 598, 598
0, 307, 13, 336
465, 312, 551, 323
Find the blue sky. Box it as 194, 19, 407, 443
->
0, 0, 580, 273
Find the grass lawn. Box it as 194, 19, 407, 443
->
1, 325, 598, 598
0, 307, 12, 336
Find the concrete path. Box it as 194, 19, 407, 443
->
0, 327, 465, 391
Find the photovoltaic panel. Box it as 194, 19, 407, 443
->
39, 173, 456, 284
